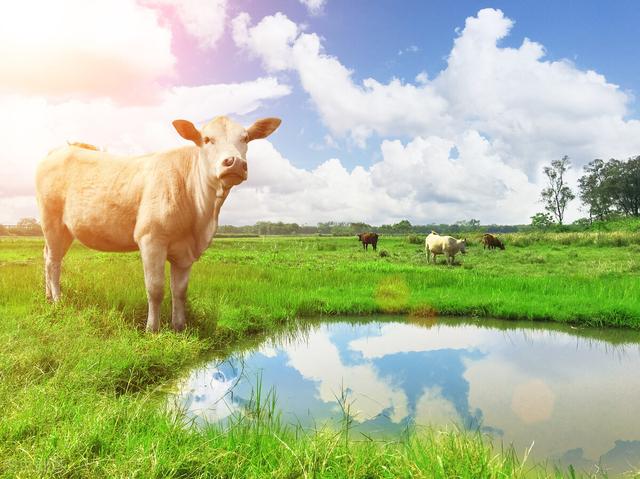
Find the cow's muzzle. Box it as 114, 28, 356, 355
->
220, 157, 248, 186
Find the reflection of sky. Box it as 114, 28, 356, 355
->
173, 319, 640, 475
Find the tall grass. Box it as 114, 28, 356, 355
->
501, 230, 640, 247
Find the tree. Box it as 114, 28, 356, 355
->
540, 156, 574, 225
577, 158, 612, 222
577, 155, 640, 220
392, 220, 412, 234
0, 224, 8, 236
15, 217, 42, 236
530, 212, 554, 230
608, 156, 640, 217
455, 219, 481, 231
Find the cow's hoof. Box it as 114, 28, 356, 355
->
172, 322, 186, 332
145, 322, 160, 333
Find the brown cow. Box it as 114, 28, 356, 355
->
357, 232, 379, 251
36, 115, 281, 332
481, 233, 505, 250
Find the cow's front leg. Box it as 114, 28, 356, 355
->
170, 262, 192, 332
139, 237, 167, 332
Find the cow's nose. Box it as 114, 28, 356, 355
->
222, 157, 248, 171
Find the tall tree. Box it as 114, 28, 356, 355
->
577, 158, 612, 222
608, 156, 640, 217
540, 156, 575, 225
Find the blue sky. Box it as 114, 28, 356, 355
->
1, 1, 640, 224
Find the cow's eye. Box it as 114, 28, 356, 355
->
204, 137, 214, 144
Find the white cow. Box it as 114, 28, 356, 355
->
36, 115, 281, 332
425, 231, 467, 265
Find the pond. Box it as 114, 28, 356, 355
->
172, 317, 640, 475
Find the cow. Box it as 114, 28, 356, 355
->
357, 232, 379, 251
425, 231, 467, 265
481, 233, 505, 250
36, 115, 282, 332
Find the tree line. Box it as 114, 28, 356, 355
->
217, 219, 519, 236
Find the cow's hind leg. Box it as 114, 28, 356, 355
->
43, 244, 51, 300
139, 237, 167, 332
170, 262, 192, 332
43, 226, 73, 302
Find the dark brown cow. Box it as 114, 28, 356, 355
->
481, 233, 505, 250
357, 232, 379, 251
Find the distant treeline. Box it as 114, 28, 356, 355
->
217, 219, 522, 236
0, 218, 42, 236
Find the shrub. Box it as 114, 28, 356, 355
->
406, 234, 423, 244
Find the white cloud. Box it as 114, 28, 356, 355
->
0, 0, 175, 102
349, 323, 493, 359
232, 13, 300, 72
142, 0, 228, 50
299, 0, 326, 16
414, 386, 461, 426
0, 78, 290, 222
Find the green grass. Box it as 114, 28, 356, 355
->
1, 234, 640, 477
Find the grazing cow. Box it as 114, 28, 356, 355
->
357, 232, 379, 251
36, 115, 281, 332
481, 233, 505, 250
425, 231, 467, 265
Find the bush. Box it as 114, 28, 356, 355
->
406, 234, 423, 244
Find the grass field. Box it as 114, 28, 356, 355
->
1, 233, 640, 477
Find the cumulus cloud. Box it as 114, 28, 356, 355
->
231, 13, 300, 72
298, 0, 326, 16
0, 0, 175, 102
142, 0, 228, 50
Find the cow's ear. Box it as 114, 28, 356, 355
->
173, 119, 203, 147
247, 118, 282, 141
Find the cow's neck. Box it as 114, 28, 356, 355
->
189, 151, 230, 250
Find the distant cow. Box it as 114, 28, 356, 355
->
357, 232, 379, 251
425, 231, 467, 265
36, 115, 281, 332
481, 233, 505, 250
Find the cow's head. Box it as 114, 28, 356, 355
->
172, 116, 281, 191
459, 238, 467, 254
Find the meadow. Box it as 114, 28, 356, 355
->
1, 233, 640, 478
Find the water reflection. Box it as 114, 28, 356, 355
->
172, 318, 640, 475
